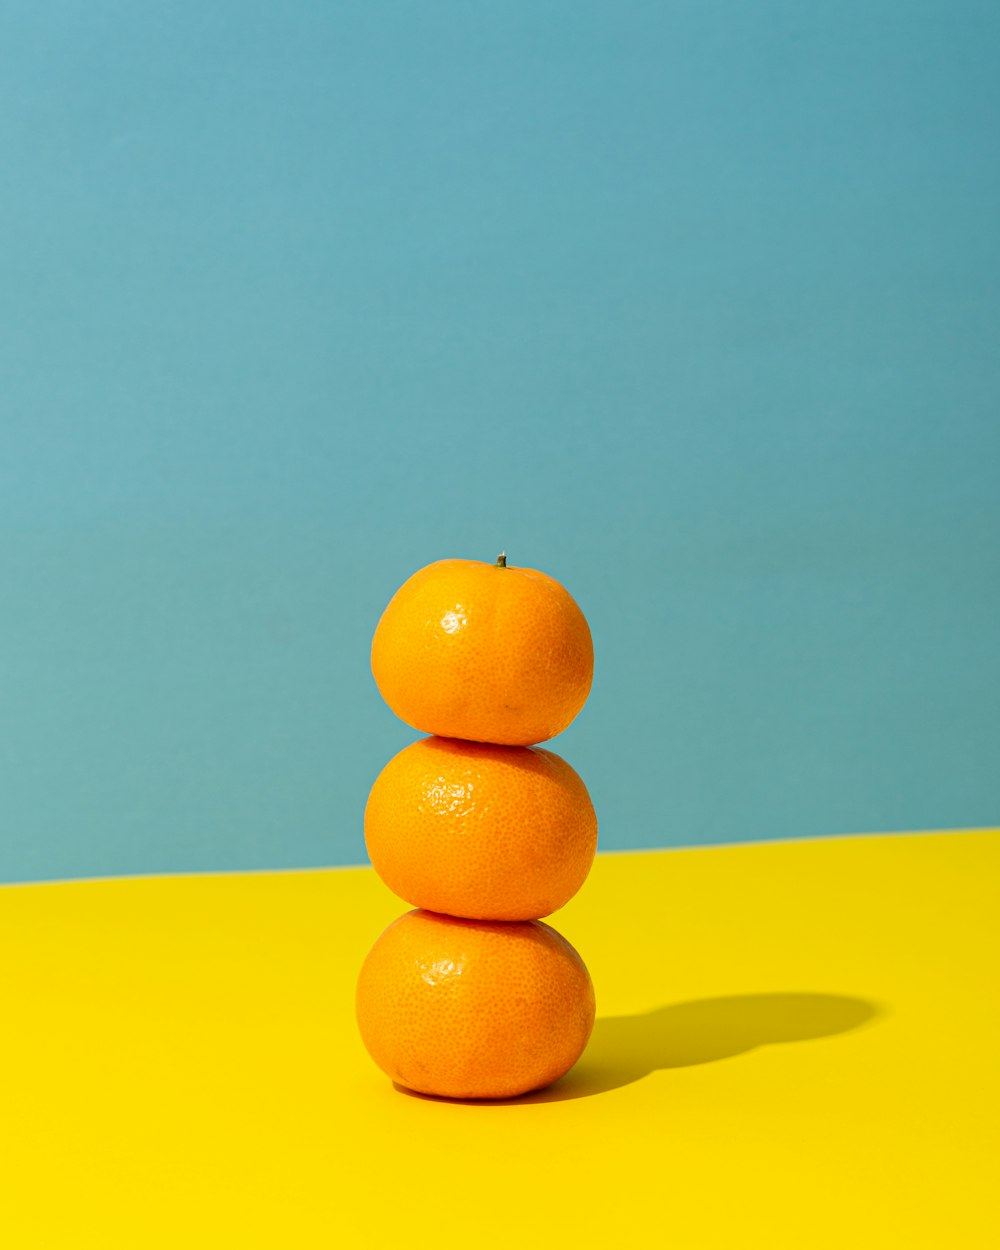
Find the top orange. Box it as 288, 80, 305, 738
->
371, 555, 593, 746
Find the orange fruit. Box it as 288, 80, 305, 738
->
364, 735, 598, 921
356, 909, 595, 1099
370, 555, 593, 746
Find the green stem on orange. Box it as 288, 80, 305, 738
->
496, 552, 507, 568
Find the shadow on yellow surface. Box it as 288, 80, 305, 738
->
397, 992, 879, 1106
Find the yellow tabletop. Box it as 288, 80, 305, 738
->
2, 830, 997, 1248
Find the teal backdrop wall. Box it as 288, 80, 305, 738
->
3, 1, 998, 883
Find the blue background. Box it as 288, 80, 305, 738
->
3, 1, 998, 883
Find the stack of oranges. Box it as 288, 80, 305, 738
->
356, 554, 598, 1100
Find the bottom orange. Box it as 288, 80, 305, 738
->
356, 909, 595, 1100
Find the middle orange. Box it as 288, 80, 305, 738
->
365, 736, 598, 921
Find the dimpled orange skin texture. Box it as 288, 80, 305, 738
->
365, 736, 598, 921
355, 909, 596, 1100
370, 558, 593, 746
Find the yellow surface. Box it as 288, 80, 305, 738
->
2, 831, 998, 1248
